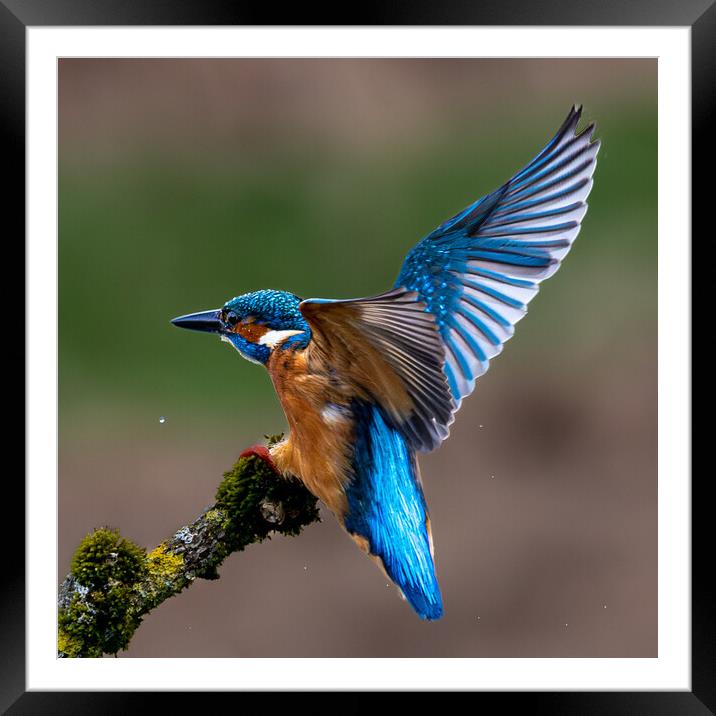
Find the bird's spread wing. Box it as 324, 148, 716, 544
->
398, 105, 600, 411
302, 105, 600, 452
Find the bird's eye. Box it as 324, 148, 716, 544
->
224, 310, 239, 326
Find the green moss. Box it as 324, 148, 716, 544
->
58, 580, 141, 657
59, 527, 148, 657
215, 452, 319, 552
70, 527, 145, 589
204, 508, 223, 524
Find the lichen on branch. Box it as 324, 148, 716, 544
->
57, 442, 320, 658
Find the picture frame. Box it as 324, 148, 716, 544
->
6, 1, 704, 711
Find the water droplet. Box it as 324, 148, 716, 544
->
490, 474, 495, 479
159, 416, 166, 424
603, 604, 607, 609
386, 583, 390, 588
479, 424, 484, 429
565, 623, 569, 628
476, 616, 481, 621
303, 565, 308, 571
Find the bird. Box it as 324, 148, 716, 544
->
171, 105, 600, 621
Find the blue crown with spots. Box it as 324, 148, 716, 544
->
224, 289, 311, 334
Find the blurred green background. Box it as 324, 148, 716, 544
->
59, 59, 656, 658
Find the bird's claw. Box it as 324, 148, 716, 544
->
240, 444, 279, 474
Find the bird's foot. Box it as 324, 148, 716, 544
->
240, 444, 279, 474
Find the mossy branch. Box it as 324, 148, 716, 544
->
57, 438, 320, 658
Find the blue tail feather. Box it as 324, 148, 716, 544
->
344, 401, 443, 621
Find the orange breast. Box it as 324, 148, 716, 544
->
266, 348, 355, 518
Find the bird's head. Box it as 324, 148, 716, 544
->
171, 289, 311, 365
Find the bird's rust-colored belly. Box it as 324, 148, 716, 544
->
266, 348, 354, 517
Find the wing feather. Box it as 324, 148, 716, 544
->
396, 104, 600, 417
300, 106, 599, 453
300, 289, 455, 451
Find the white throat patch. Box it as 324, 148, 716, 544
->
258, 329, 304, 348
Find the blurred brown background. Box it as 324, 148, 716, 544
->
59, 59, 657, 657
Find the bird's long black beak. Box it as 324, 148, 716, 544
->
171, 309, 223, 334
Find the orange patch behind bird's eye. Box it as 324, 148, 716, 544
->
233, 317, 270, 344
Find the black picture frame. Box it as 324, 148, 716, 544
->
5, 2, 705, 713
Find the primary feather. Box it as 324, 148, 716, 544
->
303, 105, 600, 452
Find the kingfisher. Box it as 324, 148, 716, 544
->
171, 106, 599, 621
